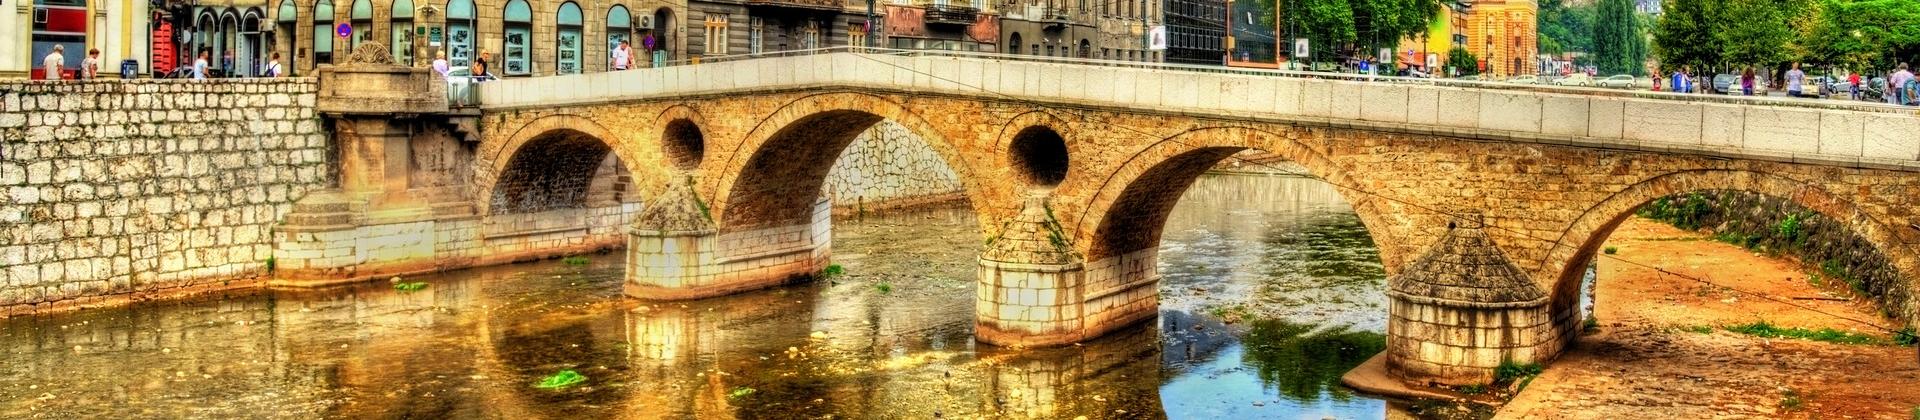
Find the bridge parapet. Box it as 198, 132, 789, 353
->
478, 50, 1920, 170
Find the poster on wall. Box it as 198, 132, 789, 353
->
1293, 38, 1308, 58
1148, 26, 1167, 51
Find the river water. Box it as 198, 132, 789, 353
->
0, 174, 1479, 419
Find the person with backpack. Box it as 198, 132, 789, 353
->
262, 53, 284, 77
1892, 63, 1915, 105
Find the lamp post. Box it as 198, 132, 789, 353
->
866, 0, 875, 49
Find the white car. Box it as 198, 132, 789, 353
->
1553, 74, 1595, 87
1596, 75, 1637, 89
1507, 75, 1540, 85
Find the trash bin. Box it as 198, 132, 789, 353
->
120, 60, 139, 79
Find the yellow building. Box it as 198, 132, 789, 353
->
1397, 1, 1469, 71
1465, 0, 1537, 77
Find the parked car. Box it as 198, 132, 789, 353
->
1455, 75, 1484, 82
1721, 77, 1769, 95
1506, 74, 1540, 84
1596, 74, 1637, 88
1710, 73, 1738, 94
1552, 73, 1595, 87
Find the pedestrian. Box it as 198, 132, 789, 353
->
222, 49, 235, 78
1741, 67, 1756, 96
81, 48, 101, 80
432, 50, 450, 77
1848, 70, 1862, 100
42, 44, 65, 80
192, 49, 210, 80
610, 40, 632, 71
1671, 66, 1692, 93
1893, 63, 1915, 105
473, 50, 491, 81
262, 52, 284, 77
1785, 63, 1805, 98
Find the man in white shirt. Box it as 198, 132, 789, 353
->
1785, 62, 1806, 97
610, 41, 632, 71
264, 52, 285, 77
432, 51, 451, 76
42, 45, 65, 80
1892, 63, 1915, 105
192, 49, 210, 80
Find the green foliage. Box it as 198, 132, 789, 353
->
727, 386, 757, 399
873, 282, 892, 294
1239, 318, 1387, 402
535, 369, 588, 389
1802, 0, 1920, 70
1592, 0, 1648, 75
1540, 0, 1597, 54
1720, 0, 1809, 69
1895, 327, 1918, 346
821, 264, 845, 279
264, 256, 276, 273
393, 281, 429, 292
1722, 321, 1881, 344
1780, 388, 1806, 411
1457, 384, 1487, 395
1774, 213, 1806, 249
1493, 361, 1544, 384
562, 256, 590, 265
1584, 315, 1601, 333
1682, 325, 1714, 334
1603, 246, 1618, 255
1447, 47, 1481, 76
1257, 0, 1356, 61
1637, 193, 1712, 230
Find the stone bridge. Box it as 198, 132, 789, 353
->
453, 52, 1920, 385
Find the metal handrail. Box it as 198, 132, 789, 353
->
526, 46, 1920, 113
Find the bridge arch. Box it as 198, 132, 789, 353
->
1076, 125, 1399, 265
479, 114, 652, 215
1542, 169, 1920, 325
707, 92, 988, 233
997, 111, 1077, 191
651, 105, 709, 172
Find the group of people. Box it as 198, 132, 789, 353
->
41, 44, 289, 80
1662, 62, 1917, 106
38, 45, 102, 80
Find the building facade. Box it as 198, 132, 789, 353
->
6, 0, 155, 78
1000, 0, 1161, 62
1165, 0, 1222, 65
1464, 0, 1536, 77
264, 0, 691, 77
1394, 0, 1467, 73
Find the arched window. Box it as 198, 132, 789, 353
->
241, 9, 264, 76
313, 0, 334, 64
349, 0, 372, 51
446, 0, 474, 67
1008, 32, 1022, 55
390, 0, 415, 65
556, 1, 582, 74
195, 11, 217, 61
606, 5, 631, 71
276, 0, 298, 74
503, 0, 532, 75
220, 10, 240, 75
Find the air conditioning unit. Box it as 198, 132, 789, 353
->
638, 15, 653, 29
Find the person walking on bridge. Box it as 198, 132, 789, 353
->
1671, 66, 1693, 93
1892, 63, 1915, 106
42, 44, 65, 80
1740, 67, 1756, 96
611, 40, 632, 71
1786, 63, 1806, 98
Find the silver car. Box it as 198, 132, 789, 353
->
1596, 74, 1637, 89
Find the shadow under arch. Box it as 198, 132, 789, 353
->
1075, 126, 1398, 267
479, 114, 655, 215
706, 92, 990, 234
1541, 169, 1920, 325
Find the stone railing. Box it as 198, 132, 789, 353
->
476, 51, 1920, 170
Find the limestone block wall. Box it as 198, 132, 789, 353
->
626, 198, 831, 300
822, 120, 966, 212
0, 80, 328, 313
1386, 299, 1563, 385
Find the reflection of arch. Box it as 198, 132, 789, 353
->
1540, 169, 1920, 323
1077, 126, 1393, 263
708, 92, 984, 233
480, 114, 646, 215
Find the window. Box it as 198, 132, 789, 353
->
607, 5, 631, 71
503, 0, 531, 75
704, 15, 728, 55
276, 0, 297, 74
349, 0, 372, 51
800, 20, 819, 50
847, 23, 866, 48
748, 17, 763, 54
556, 2, 582, 74
446, 0, 474, 66
391, 0, 415, 66
312, 0, 333, 64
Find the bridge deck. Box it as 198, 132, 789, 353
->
477, 50, 1920, 171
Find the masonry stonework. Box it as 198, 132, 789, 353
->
0, 80, 329, 314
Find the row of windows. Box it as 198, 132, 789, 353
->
276, 0, 662, 76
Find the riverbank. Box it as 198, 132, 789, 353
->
1499, 217, 1920, 418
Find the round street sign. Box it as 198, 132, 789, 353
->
337, 23, 352, 39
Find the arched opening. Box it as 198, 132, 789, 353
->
721, 110, 887, 232
662, 118, 704, 171
275, 0, 298, 74
312, 0, 335, 64
555, 1, 583, 75
195, 11, 217, 66
220, 10, 240, 76
651, 7, 674, 61
390, 0, 416, 66
1007, 126, 1068, 189
1009, 32, 1022, 55
242, 9, 264, 76
486, 127, 642, 258
606, 5, 633, 71
502, 0, 532, 76
348, 0, 373, 51
1077, 39, 1090, 59
445, 0, 476, 67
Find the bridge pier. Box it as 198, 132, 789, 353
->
625, 178, 831, 300
1382, 214, 1567, 386
975, 194, 1159, 347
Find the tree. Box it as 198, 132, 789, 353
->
1258, 0, 1441, 62
1654, 0, 1721, 70
1447, 46, 1481, 75
1592, 0, 1648, 75
1539, 0, 1597, 55
1717, 0, 1804, 70
1801, 0, 1920, 71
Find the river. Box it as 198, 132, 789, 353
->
0, 173, 1482, 419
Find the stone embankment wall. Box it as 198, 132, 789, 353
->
0, 80, 329, 313
822, 121, 965, 214
1638, 191, 1916, 324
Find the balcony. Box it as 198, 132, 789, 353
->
922, 2, 979, 25
745, 0, 843, 11
1039, 6, 1071, 27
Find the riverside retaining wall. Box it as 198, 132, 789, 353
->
0, 80, 329, 313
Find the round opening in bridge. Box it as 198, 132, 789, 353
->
663, 118, 705, 170
1009, 126, 1069, 188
